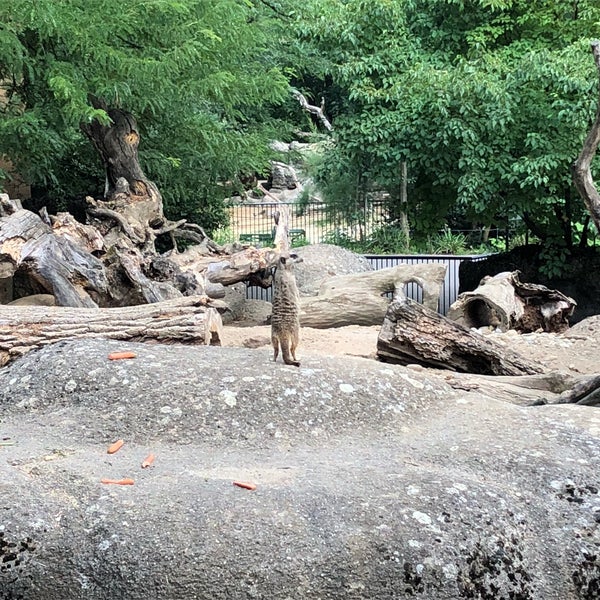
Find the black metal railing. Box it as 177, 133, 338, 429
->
246, 254, 489, 315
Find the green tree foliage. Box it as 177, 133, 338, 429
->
292, 0, 600, 251
0, 0, 289, 230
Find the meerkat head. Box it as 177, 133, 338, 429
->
278, 252, 303, 269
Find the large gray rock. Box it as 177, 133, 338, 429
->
293, 244, 373, 296
0, 339, 599, 599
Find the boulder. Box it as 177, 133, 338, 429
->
0, 339, 598, 599
293, 244, 373, 296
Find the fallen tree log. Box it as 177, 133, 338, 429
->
434, 371, 579, 406
0, 296, 224, 366
299, 263, 447, 329
0, 193, 280, 307
447, 270, 576, 333
377, 297, 545, 375
534, 373, 600, 406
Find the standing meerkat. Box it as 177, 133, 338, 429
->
271, 253, 301, 367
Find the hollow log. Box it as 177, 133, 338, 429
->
447, 271, 576, 333
377, 297, 544, 375
0, 296, 224, 366
299, 263, 447, 329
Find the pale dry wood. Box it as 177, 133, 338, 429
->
293, 90, 333, 131
117, 248, 182, 303
0, 296, 224, 365
49, 212, 105, 254
377, 297, 544, 376
541, 373, 600, 406
438, 371, 579, 406
1, 208, 107, 308
298, 263, 447, 329
300, 293, 389, 328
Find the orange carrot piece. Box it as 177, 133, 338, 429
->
100, 478, 135, 485
108, 351, 137, 361
233, 481, 257, 491
141, 453, 156, 468
107, 439, 124, 454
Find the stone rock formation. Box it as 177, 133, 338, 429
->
0, 339, 598, 599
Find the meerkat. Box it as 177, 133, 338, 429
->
271, 253, 301, 367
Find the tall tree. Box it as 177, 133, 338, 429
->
0, 0, 289, 230
292, 0, 600, 251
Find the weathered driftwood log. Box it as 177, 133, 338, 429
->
377, 297, 544, 375
447, 271, 576, 333
437, 371, 579, 406
0, 296, 224, 366
0, 207, 108, 308
299, 263, 447, 329
536, 373, 600, 406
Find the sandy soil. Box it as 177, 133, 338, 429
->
222, 321, 599, 376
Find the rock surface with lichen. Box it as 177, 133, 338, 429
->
0, 338, 599, 599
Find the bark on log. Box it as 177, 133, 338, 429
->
0, 296, 224, 366
0, 208, 108, 308
538, 373, 600, 406
447, 271, 576, 333
299, 263, 447, 328
300, 293, 389, 328
80, 101, 163, 215
377, 297, 544, 375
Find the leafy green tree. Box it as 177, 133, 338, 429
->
0, 0, 289, 230
292, 0, 600, 253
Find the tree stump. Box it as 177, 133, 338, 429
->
447, 271, 576, 333
377, 297, 544, 375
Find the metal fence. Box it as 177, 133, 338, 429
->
225, 200, 386, 246
246, 253, 489, 315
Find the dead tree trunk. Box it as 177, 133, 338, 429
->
80, 99, 162, 210
377, 297, 544, 375
0, 297, 224, 366
572, 40, 600, 234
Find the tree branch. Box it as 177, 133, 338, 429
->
572, 40, 600, 234
293, 90, 333, 131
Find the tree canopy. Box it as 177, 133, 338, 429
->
2, 0, 600, 254
291, 0, 600, 253
0, 0, 290, 229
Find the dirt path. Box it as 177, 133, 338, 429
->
223, 323, 599, 375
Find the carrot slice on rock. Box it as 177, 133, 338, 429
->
108, 351, 137, 360
141, 453, 155, 468
233, 481, 257, 491
107, 439, 124, 454
100, 478, 135, 485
